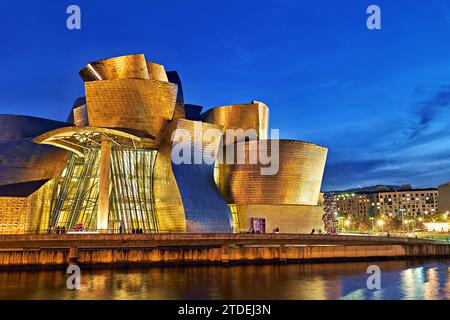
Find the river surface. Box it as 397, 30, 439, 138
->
0, 259, 448, 300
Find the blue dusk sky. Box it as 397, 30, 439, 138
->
1, 0, 450, 191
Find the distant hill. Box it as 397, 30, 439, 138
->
327, 184, 412, 194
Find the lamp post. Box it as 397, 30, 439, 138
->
344, 219, 351, 232
377, 219, 385, 233
369, 217, 375, 235
400, 208, 406, 235
403, 219, 410, 236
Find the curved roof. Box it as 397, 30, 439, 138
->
216, 139, 328, 206
79, 54, 169, 82
79, 54, 150, 81
147, 61, 168, 81
78, 55, 179, 141
34, 126, 156, 156
202, 101, 269, 141
0, 114, 70, 141
0, 115, 69, 186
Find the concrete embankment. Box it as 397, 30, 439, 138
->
0, 234, 448, 270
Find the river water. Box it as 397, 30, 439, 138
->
0, 259, 448, 300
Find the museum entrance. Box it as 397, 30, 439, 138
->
43, 128, 160, 234
251, 218, 266, 233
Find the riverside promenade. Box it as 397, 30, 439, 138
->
0, 233, 448, 270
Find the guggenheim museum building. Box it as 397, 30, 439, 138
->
0, 54, 328, 235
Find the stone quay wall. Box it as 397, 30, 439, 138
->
0, 234, 448, 270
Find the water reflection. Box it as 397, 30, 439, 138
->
0, 259, 448, 300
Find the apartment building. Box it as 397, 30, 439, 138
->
377, 188, 438, 217
335, 192, 379, 217
334, 187, 439, 218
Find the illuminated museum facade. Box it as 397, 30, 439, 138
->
0, 54, 327, 234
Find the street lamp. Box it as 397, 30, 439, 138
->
411, 218, 416, 237
403, 219, 410, 236
344, 219, 351, 232
400, 208, 406, 235
369, 217, 375, 235
377, 219, 385, 233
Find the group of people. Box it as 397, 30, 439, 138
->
247, 227, 281, 234
131, 228, 144, 234
310, 228, 323, 235
48, 226, 67, 234
117, 225, 144, 234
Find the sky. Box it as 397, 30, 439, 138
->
1, 0, 450, 191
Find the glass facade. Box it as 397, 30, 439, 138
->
49, 149, 100, 230
110, 148, 158, 233
49, 148, 158, 233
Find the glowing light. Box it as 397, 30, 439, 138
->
87, 63, 103, 80
424, 222, 449, 232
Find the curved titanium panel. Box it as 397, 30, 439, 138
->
152, 121, 186, 233
0, 115, 69, 186
0, 141, 67, 186
66, 97, 88, 126
170, 119, 232, 233
147, 61, 168, 81
0, 115, 70, 141
202, 101, 269, 142
218, 140, 327, 206
79, 54, 149, 81
84, 79, 178, 140
166, 71, 185, 120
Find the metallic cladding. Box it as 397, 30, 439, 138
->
166, 71, 186, 121
0, 115, 69, 186
26, 179, 56, 233
84, 79, 178, 140
217, 140, 328, 206
152, 121, 186, 233
202, 101, 269, 142
170, 119, 232, 233
79, 54, 150, 81
0, 115, 70, 141
79, 54, 170, 83
233, 204, 326, 234
147, 61, 168, 81
72, 105, 89, 126
66, 97, 87, 125
0, 140, 67, 186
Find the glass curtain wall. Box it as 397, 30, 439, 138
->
48, 148, 158, 233
110, 148, 158, 233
